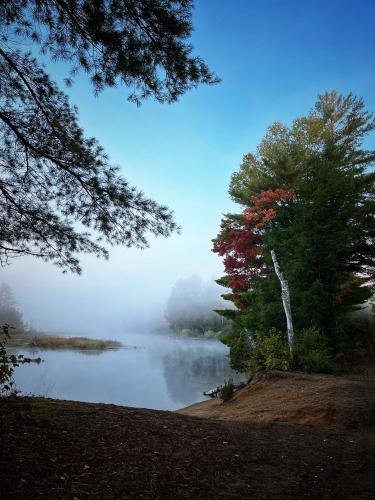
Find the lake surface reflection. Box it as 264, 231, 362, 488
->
12, 332, 243, 410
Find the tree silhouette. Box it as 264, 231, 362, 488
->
0, 1, 218, 272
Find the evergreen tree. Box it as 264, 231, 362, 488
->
214, 92, 375, 369
0, 283, 25, 332
0, 1, 218, 272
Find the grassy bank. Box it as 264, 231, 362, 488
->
6, 331, 122, 351
30, 335, 122, 350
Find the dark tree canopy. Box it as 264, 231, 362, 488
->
0, 1, 218, 272
1, 1, 219, 103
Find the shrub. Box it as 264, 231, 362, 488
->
219, 378, 234, 402
259, 332, 291, 370
203, 330, 219, 339
220, 328, 253, 372
179, 328, 195, 337
0, 324, 31, 395
338, 315, 375, 354
294, 327, 336, 373
248, 329, 290, 373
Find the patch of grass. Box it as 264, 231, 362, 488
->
30, 335, 122, 351
219, 378, 235, 402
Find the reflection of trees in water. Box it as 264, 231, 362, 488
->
162, 347, 235, 405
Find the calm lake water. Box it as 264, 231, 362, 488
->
12, 332, 242, 410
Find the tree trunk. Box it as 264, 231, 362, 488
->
271, 250, 294, 354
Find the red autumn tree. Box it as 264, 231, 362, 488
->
212, 189, 294, 309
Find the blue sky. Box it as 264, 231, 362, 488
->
3, 0, 375, 333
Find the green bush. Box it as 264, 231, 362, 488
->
203, 330, 219, 339
259, 332, 291, 370
1, 324, 31, 395
179, 328, 195, 337
223, 325, 340, 375
294, 327, 336, 373
248, 329, 291, 373
338, 315, 375, 353
219, 378, 234, 402
220, 328, 252, 372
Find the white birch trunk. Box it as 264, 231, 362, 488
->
270, 249, 294, 354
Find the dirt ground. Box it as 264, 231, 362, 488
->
0, 365, 374, 499
178, 368, 375, 428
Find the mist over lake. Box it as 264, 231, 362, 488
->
12, 332, 241, 410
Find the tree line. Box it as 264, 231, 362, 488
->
165, 275, 230, 337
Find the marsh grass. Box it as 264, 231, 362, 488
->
30, 335, 122, 351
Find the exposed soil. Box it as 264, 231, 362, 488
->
1, 365, 374, 499
178, 368, 375, 428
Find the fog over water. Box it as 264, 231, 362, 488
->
0, 231, 228, 336
12, 333, 242, 410
2, 243, 238, 410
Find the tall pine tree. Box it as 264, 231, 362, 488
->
214, 92, 375, 369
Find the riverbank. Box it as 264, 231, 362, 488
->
1, 363, 374, 499
178, 364, 375, 427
